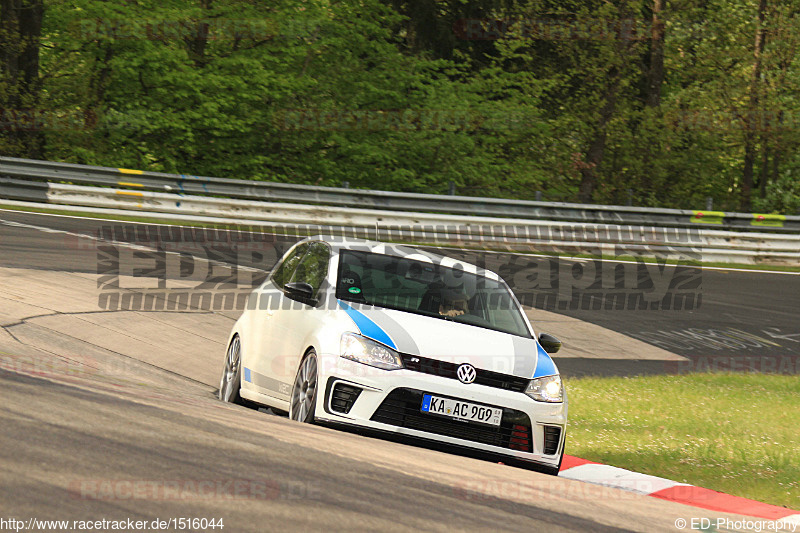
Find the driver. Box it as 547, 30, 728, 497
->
439, 288, 468, 317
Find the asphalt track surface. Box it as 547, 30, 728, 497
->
2, 209, 798, 374
0, 208, 796, 531
2, 352, 716, 533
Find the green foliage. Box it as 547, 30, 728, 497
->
2, 0, 799, 213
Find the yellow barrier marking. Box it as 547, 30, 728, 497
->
751, 214, 786, 227
118, 168, 144, 175
690, 210, 725, 224
117, 181, 144, 188
116, 190, 144, 197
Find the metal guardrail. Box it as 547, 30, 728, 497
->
1, 179, 799, 266
2, 156, 798, 233
1, 157, 799, 265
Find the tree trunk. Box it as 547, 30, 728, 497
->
770, 150, 780, 190
186, 0, 212, 67
639, 0, 667, 202
645, 0, 665, 108
758, 145, 769, 198
741, 0, 768, 212
578, 76, 619, 203
17, 0, 41, 93
1, 0, 20, 88
1, 0, 45, 157
741, 132, 756, 211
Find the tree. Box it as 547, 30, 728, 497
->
740, 0, 768, 211
3, 0, 798, 212
1, 0, 45, 157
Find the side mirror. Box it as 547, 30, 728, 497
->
538, 332, 562, 354
284, 281, 316, 305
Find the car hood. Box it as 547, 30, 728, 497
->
337, 301, 557, 379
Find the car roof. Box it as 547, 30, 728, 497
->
299, 235, 501, 281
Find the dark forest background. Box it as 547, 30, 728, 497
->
2, 0, 799, 213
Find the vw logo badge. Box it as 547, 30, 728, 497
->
456, 363, 477, 384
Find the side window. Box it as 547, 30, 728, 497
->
290, 242, 330, 296
271, 243, 309, 289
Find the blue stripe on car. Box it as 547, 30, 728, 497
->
244, 367, 252, 382
533, 343, 557, 378
337, 300, 397, 349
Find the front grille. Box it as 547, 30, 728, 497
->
330, 383, 362, 414
400, 354, 530, 392
543, 425, 562, 455
370, 388, 532, 452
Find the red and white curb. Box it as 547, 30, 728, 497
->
559, 455, 800, 523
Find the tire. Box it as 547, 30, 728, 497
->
289, 349, 318, 423
219, 335, 243, 404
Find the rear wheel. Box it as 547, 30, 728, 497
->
219, 335, 243, 404
290, 350, 318, 423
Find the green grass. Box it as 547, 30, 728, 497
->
564, 373, 800, 509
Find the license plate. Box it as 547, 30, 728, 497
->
420, 394, 502, 426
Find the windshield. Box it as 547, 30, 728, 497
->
336, 250, 531, 338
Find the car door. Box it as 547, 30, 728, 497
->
267, 241, 332, 390
245, 242, 309, 401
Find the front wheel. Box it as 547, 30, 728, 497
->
219, 335, 243, 404
290, 350, 318, 423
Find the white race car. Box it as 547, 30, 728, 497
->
219, 237, 567, 474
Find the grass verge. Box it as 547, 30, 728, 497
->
564, 373, 799, 509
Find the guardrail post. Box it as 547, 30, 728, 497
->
626, 189, 633, 206
448, 181, 455, 196
535, 191, 542, 201
342, 181, 349, 189
706, 197, 713, 210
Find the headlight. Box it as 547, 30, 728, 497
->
525, 375, 563, 403
340, 333, 404, 370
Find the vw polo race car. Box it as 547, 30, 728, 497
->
219, 237, 567, 475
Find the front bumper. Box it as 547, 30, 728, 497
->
314, 357, 567, 468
